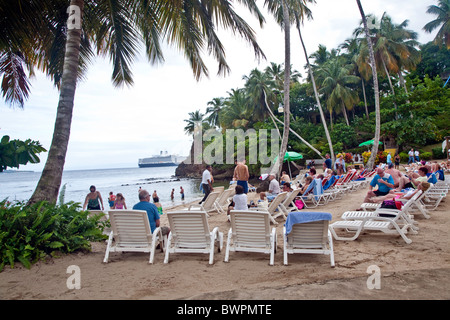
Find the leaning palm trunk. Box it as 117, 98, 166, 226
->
295, 13, 335, 164
356, 0, 381, 170
361, 78, 369, 119
274, 0, 290, 177
29, 0, 84, 204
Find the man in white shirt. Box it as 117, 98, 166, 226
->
414, 150, 420, 162
200, 165, 214, 203
259, 174, 281, 201
408, 149, 414, 164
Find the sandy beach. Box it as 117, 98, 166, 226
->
1, 175, 449, 301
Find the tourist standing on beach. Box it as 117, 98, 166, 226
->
200, 165, 214, 203
170, 188, 175, 200
386, 152, 392, 166
394, 154, 400, 169
83, 185, 104, 211
108, 191, 116, 209
233, 159, 250, 193
113, 193, 127, 209
152, 190, 159, 203
323, 154, 332, 172
334, 155, 346, 175
180, 186, 185, 200
408, 149, 415, 164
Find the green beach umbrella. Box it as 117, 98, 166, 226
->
358, 139, 383, 147
273, 151, 303, 179
273, 151, 303, 162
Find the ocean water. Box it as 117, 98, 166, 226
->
0, 166, 206, 209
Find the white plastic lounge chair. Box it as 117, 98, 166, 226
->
341, 191, 421, 232
187, 191, 221, 216
283, 212, 335, 267
214, 188, 234, 214
251, 192, 288, 224
301, 179, 330, 208
164, 211, 223, 265
329, 206, 415, 244
279, 188, 302, 214
103, 210, 164, 263
224, 210, 277, 265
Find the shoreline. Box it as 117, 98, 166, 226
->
1, 170, 449, 300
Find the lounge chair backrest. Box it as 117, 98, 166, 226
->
203, 191, 221, 209
216, 188, 234, 206
287, 220, 329, 249
401, 190, 422, 212
267, 192, 288, 212
230, 211, 271, 248
109, 210, 152, 248
166, 211, 211, 249
283, 189, 302, 205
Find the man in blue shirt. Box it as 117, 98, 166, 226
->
323, 153, 332, 171
133, 189, 168, 235
364, 167, 395, 203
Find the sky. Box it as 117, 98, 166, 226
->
0, 0, 438, 171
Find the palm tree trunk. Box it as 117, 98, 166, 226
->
262, 90, 282, 137
29, 0, 84, 204
356, 0, 381, 170
361, 78, 369, 119
341, 101, 350, 126
381, 58, 396, 96
295, 13, 335, 164
274, 0, 290, 177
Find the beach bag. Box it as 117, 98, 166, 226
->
380, 200, 397, 210
294, 199, 304, 210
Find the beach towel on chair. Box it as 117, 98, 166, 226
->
284, 212, 332, 235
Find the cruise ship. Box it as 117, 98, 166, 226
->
138, 151, 184, 168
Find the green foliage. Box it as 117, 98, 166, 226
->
0, 135, 47, 172
399, 152, 409, 162
432, 147, 446, 159
0, 201, 107, 271
421, 152, 433, 161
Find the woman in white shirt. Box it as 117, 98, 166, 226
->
227, 185, 248, 216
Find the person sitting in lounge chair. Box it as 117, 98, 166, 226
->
363, 168, 395, 203
259, 174, 281, 201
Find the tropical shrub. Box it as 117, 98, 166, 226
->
362, 151, 371, 164
0, 200, 107, 271
432, 147, 445, 159
375, 151, 388, 165
421, 152, 433, 161
399, 152, 409, 163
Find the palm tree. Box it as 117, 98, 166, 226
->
423, 0, 450, 49
355, 0, 381, 170
205, 97, 225, 128
184, 110, 206, 135
315, 57, 360, 127
355, 13, 420, 96
220, 88, 252, 129
2, 0, 268, 204
243, 68, 277, 122
340, 37, 370, 119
